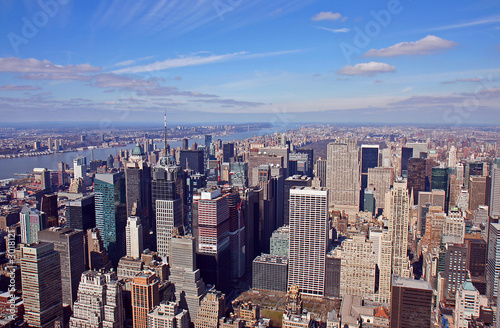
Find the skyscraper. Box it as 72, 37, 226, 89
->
195, 289, 225, 328
94, 172, 126, 261
65, 193, 95, 230
288, 187, 328, 296
148, 302, 189, 328
132, 270, 160, 328
489, 158, 500, 218
69, 270, 125, 327
126, 216, 144, 259
360, 145, 379, 211
38, 227, 85, 308
326, 138, 360, 215
21, 242, 63, 328
367, 167, 394, 215
454, 280, 488, 328
156, 198, 182, 260
390, 275, 432, 328
385, 182, 411, 278
85, 228, 113, 271
19, 204, 46, 244
486, 223, 500, 306
314, 157, 327, 187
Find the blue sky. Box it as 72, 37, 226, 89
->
0, 0, 499, 125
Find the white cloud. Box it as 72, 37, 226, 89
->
337, 62, 396, 76
314, 26, 350, 33
0, 85, 41, 91
428, 15, 500, 31
112, 50, 300, 74
312, 11, 343, 21
364, 35, 458, 57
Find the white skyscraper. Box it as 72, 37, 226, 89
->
454, 280, 488, 328
73, 156, 87, 180
486, 223, 500, 306
448, 145, 457, 168
367, 167, 394, 215
70, 270, 125, 328
489, 158, 500, 218
326, 138, 360, 215
156, 198, 182, 260
126, 216, 143, 259
385, 182, 411, 278
288, 187, 328, 297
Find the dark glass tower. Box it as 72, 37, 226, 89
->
360, 145, 379, 211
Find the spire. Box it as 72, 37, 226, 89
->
164, 109, 168, 157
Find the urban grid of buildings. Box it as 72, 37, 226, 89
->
0, 123, 498, 327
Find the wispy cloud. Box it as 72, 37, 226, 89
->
427, 14, 500, 31
314, 26, 350, 33
312, 11, 344, 21
113, 55, 157, 67
112, 50, 300, 74
0, 85, 41, 91
191, 98, 266, 108
441, 77, 485, 84
337, 62, 396, 76
364, 35, 458, 57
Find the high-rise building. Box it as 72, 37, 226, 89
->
94, 172, 126, 260
126, 216, 144, 259
283, 175, 312, 225
222, 142, 235, 162
21, 242, 63, 328
194, 289, 225, 328
367, 167, 394, 215
288, 187, 328, 296
169, 233, 207, 323
270, 225, 289, 257
400, 147, 413, 178
156, 198, 182, 260
340, 234, 376, 300
148, 301, 189, 328
40, 193, 58, 227
125, 144, 152, 242
444, 243, 468, 300
454, 280, 488, 328
407, 158, 437, 204
448, 146, 457, 168
229, 162, 248, 188
132, 270, 160, 328
326, 138, 360, 214
486, 223, 500, 306
469, 176, 487, 212
489, 158, 500, 218
73, 156, 87, 180
38, 227, 85, 308
385, 182, 411, 278
390, 275, 432, 328
252, 254, 288, 292
360, 145, 379, 211
314, 157, 327, 187
69, 270, 125, 328
66, 193, 95, 230
19, 204, 46, 245
180, 150, 204, 174
85, 228, 112, 271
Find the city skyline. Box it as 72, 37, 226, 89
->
0, 1, 499, 124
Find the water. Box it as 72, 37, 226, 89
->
0, 125, 292, 180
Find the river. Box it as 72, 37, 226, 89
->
0, 125, 292, 180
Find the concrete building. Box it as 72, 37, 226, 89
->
147, 301, 189, 328
288, 187, 328, 297
194, 289, 225, 328
486, 223, 500, 306
489, 158, 500, 218
390, 275, 432, 328
20, 205, 46, 245
21, 242, 63, 328
132, 271, 160, 328
126, 216, 144, 259
454, 280, 488, 328
269, 225, 289, 257
252, 254, 288, 292
156, 198, 182, 260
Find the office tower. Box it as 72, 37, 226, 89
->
420, 207, 446, 250
325, 250, 342, 298
21, 242, 63, 328
192, 188, 231, 292
443, 212, 465, 242
252, 254, 288, 292
432, 167, 449, 191
258, 146, 290, 176
125, 144, 152, 241
385, 182, 411, 278
407, 158, 437, 204
288, 187, 328, 296
314, 157, 327, 187
227, 190, 246, 281
169, 234, 207, 323
374, 230, 393, 303
363, 189, 376, 214
66, 194, 96, 230
490, 158, 500, 218
86, 228, 112, 271
326, 138, 360, 214
205, 135, 212, 150
40, 194, 58, 227
126, 216, 144, 259
38, 227, 85, 308
229, 162, 248, 188
465, 236, 487, 285
418, 190, 446, 236
390, 275, 432, 328
340, 234, 376, 300
295, 148, 314, 177
444, 243, 468, 299
454, 280, 488, 328
283, 175, 312, 225
20, 204, 46, 244
247, 153, 284, 187
195, 289, 225, 328
360, 145, 379, 211
156, 199, 182, 260
400, 147, 413, 178
367, 167, 394, 215
406, 142, 429, 159
486, 223, 500, 305
148, 302, 189, 328
469, 176, 488, 212
69, 270, 125, 327
180, 150, 204, 173
94, 172, 126, 260
448, 146, 457, 168
152, 158, 184, 239
289, 152, 309, 176
132, 270, 160, 328
182, 138, 189, 150
222, 142, 235, 162
73, 156, 87, 180
270, 225, 289, 257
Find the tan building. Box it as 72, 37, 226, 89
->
367, 167, 394, 214
132, 270, 159, 328
195, 289, 225, 328
147, 301, 189, 328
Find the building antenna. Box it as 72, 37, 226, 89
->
164, 109, 168, 157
